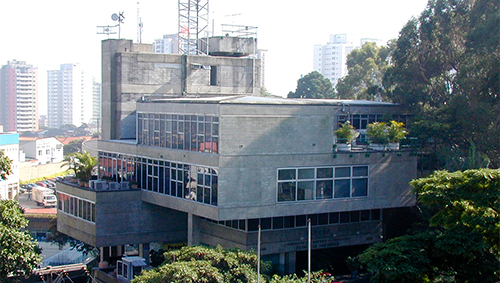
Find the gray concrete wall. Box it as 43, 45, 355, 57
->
101, 39, 261, 141
56, 182, 187, 247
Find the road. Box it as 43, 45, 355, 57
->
19, 191, 57, 215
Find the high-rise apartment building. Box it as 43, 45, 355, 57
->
91, 78, 101, 129
47, 63, 92, 129
0, 60, 39, 132
313, 34, 357, 88
153, 34, 179, 54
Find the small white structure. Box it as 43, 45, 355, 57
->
20, 137, 64, 165
0, 132, 20, 200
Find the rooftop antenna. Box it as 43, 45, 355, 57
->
178, 0, 209, 55
137, 2, 143, 43
111, 12, 125, 39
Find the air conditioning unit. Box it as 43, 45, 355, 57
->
121, 181, 130, 190
90, 180, 108, 191
108, 182, 120, 190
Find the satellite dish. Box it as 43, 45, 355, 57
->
111, 13, 119, 21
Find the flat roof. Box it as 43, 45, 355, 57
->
139, 95, 397, 107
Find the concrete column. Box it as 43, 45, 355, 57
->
188, 213, 194, 245
285, 251, 297, 275
278, 252, 285, 275
187, 213, 200, 246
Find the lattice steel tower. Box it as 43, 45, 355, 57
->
178, 0, 209, 55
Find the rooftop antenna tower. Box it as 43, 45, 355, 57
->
137, 2, 143, 43
178, 0, 209, 55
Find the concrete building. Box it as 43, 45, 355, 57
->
0, 60, 39, 133
20, 137, 64, 165
56, 38, 416, 274
47, 63, 93, 129
0, 132, 20, 200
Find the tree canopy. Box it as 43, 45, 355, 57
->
132, 245, 269, 283
383, 0, 499, 169
0, 200, 41, 279
0, 150, 13, 181
358, 169, 500, 283
288, 71, 335, 99
336, 41, 393, 100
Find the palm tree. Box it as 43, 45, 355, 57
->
62, 151, 97, 183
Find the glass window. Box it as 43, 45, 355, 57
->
334, 179, 350, 198
272, 217, 284, 229
353, 166, 368, 177
261, 218, 271, 230
352, 178, 368, 197
298, 168, 314, 179
278, 169, 295, 180
317, 167, 333, 179
329, 212, 339, 224
297, 181, 314, 201
316, 180, 333, 199
335, 167, 351, 178
277, 182, 296, 202
296, 215, 307, 227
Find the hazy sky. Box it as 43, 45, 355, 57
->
0, 0, 428, 115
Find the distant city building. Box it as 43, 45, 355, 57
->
153, 34, 179, 54
47, 63, 92, 129
0, 131, 20, 200
91, 78, 101, 129
257, 49, 268, 88
0, 60, 39, 133
314, 34, 382, 88
39, 115, 48, 128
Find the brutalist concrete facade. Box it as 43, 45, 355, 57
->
57, 38, 416, 273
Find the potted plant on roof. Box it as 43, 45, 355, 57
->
387, 121, 408, 150
62, 151, 97, 187
366, 122, 388, 150
334, 121, 358, 151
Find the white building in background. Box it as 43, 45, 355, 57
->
313, 34, 358, 88
20, 137, 63, 165
153, 34, 179, 54
0, 132, 20, 200
257, 49, 268, 88
47, 63, 92, 129
91, 78, 101, 129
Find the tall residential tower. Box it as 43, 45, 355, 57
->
313, 34, 356, 88
47, 63, 92, 128
0, 60, 39, 132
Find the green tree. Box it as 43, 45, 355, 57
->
288, 71, 335, 99
0, 200, 41, 279
63, 139, 84, 155
358, 169, 500, 283
384, 0, 499, 169
0, 150, 13, 181
62, 151, 97, 182
132, 245, 270, 283
336, 41, 393, 100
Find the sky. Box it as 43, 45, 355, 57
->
0, 0, 429, 116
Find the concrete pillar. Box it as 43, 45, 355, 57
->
285, 251, 297, 275
278, 252, 285, 275
187, 213, 200, 246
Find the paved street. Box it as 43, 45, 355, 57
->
19, 191, 57, 214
